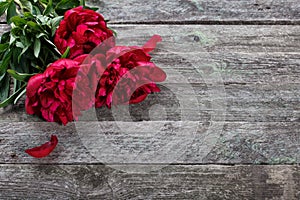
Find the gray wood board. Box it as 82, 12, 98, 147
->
0, 164, 298, 199
0, 0, 300, 24
87, 0, 300, 23
0, 121, 298, 164
1, 82, 299, 122
2, 24, 300, 52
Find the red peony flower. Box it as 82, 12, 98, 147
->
94, 35, 167, 108
25, 59, 83, 125
54, 6, 115, 59
72, 54, 106, 111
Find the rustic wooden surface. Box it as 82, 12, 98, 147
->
0, 0, 299, 199
0, 165, 299, 199
91, 0, 300, 24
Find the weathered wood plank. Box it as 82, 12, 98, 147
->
0, 82, 299, 122
88, 0, 300, 23
1, 0, 300, 24
0, 164, 298, 199
113, 25, 300, 52
0, 121, 298, 164
1, 24, 300, 52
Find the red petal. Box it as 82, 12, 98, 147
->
149, 66, 166, 82
25, 135, 58, 158
136, 62, 167, 82
142, 35, 162, 53
26, 74, 44, 98
130, 93, 148, 104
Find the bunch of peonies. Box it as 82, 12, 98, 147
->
25, 6, 166, 126
24, 6, 166, 158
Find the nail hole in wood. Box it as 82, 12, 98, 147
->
194, 36, 200, 42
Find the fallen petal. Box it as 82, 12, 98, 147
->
25, 135, 58, 158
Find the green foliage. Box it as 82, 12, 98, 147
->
61, 46, 70, 58
0, 0, 86, 107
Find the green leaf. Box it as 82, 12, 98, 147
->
32, 5, 41, 15
0, 50, 12, 75
17, 50, 30, 73
0, 84, 26, 107
39, 0, 48, 4
50, 16, 63, 36
0, 1, 9, 17
15, 41, 24, 48
9, 33, 17, 45
6, 1, 17, 23
0, 74, 10, 103
61, 46, 70, 58
0, 43, 8, 53
0, 31, 10, 43
36, 14, 49, 25
55, 0, 79, 10
10, 15, 27, 26
18, 44, 30, 62
44, 37, 61, 56
0, 72, 5, 81
80, 0, 85, 7
11, 26, 22, 37
43, 0, 53, 15
50, 16, 63, 27
14, 86, 26, 104
11, 47, 25, 74
110, 28, 118, 37
26, 21, 41, 31
34, 38, 41, 58
19, 0, 33, 13
7, 69, 35, 82
13, 78, 21, 93
36, 33, 47, 38
24, 12, 34, 19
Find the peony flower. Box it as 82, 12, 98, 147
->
54, 6, 115, 59
94, 35, 167, 108
72, 54, 106, 111
25, 59, 83, 125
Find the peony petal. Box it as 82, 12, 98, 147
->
25, 135, 58, 158
135, 62, 167, 82
130, 93, 148, 104
25, 98, 38, 115
26, 74, 44, 98
147, 83, 161, 93
73, 54, 90, 64
142, 35, 162, 53
58, 111, 69, 125
148, 66, 167, 82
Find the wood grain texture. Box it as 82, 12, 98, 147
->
0, 1, 299, 198
88, 0, 300, 23
0, 121, 298, 164
0, 25, 299, 123
1, 24, 299, 52
0, 164, 298, 199
1, 82, 299, 122
0, 0, 300, 24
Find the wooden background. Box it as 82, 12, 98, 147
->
0, 0, 299, 199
